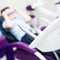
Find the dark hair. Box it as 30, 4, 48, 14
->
1, 7, 10, 14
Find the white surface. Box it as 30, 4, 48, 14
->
53, 51, 60, 60
29, 17, 60, 52
0, 56, 6, 60
34, 51, 46, 60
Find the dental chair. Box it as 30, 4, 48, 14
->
0, 29, 54, 60
0, 25, 54, 60
0, 17, 60, 60
0, 37, 54, 60
10, 17, 60, 60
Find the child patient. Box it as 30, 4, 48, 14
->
1, 7, 38, 44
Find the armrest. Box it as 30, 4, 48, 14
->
7, 42, 37, 54
0, 36, 8, 49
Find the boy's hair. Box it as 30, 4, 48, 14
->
1, 7, 10, 14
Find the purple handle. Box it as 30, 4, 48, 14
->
7, 42, 37, 54
0, 36, 8, 49
26, 5, 35, 11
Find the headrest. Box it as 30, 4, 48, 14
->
0, 16, 4, 23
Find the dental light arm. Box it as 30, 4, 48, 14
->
31, 2, 58, 18
39, 7, 58, 18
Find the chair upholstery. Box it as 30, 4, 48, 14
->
0, 36, 8, 58
0, 16, 56, 60
0, 36, 7, 49
7, 42, 55, 60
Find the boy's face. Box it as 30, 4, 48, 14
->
4, 9, 16, 19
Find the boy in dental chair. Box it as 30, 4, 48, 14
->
0, 7, 58, 59
1, 7, 39, 44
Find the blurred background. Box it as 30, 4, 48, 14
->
0, 0, 58, 27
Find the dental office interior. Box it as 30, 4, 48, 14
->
0, 0, 60, 60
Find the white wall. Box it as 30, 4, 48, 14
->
0, 0, 30, 14
39, 0, 56, 26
